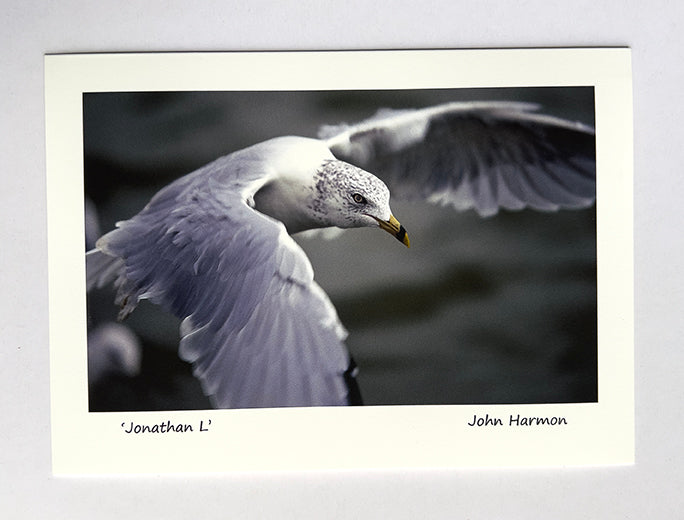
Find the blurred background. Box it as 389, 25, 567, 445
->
84, 87, 597, 411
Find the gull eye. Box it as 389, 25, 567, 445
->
352, 193, 367, 204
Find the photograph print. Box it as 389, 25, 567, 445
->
84, 87, 597, 412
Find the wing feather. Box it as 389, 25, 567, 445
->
91, 156, 353, 408
323, 101, 596, 216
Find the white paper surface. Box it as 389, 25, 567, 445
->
44, 49, 633, 474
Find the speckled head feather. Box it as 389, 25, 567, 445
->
248, 137, 395, 234
309, 159, 392, 229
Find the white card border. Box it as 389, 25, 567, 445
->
45, 49, 633, 474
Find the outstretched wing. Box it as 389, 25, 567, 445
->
321, 102, 596, 217
89, 157, 353, 408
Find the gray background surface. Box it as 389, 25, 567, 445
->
1, 1, 680, 518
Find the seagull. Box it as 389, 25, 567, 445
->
86, 101, 596, 409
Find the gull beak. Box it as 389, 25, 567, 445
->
376, 214, 410, 248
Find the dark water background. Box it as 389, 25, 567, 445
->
84, 88, 597, 411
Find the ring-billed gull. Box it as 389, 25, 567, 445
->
86, 101, 595, 408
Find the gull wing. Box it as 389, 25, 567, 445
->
88, 155, 354, 408
321, 102, 596, 217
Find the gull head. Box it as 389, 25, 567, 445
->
251, 137, 409, 246
311, 159, 410, 247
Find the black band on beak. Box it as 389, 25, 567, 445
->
396, 225, 407, 244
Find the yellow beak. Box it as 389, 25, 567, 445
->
376, 214, 410, 248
